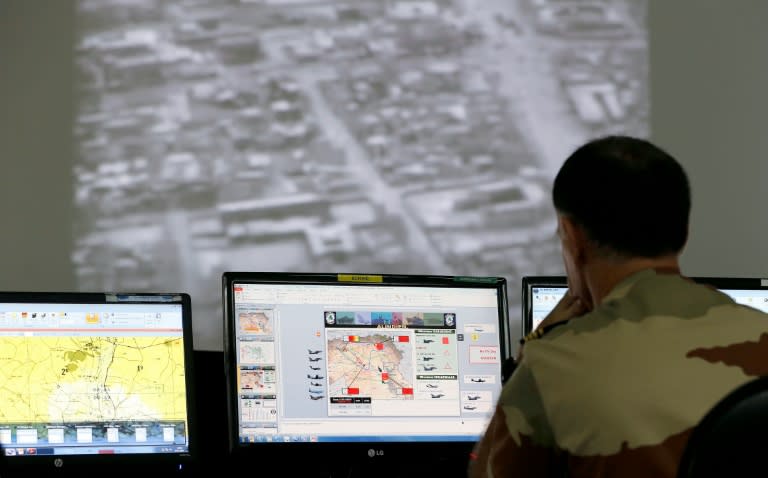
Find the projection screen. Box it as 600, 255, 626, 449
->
73, 0, 648, 350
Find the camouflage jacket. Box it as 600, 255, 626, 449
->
469, 269, 768, 478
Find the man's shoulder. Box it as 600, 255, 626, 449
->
533, 305, 617, 343
534, 277, 764, 345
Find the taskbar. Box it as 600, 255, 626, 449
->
4, 444, 189, 456
0, 420, 187, 448
240, 434, 479, 443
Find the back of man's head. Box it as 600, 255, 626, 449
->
552, 135, 691, 258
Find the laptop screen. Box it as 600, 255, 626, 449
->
522, 276, 768, 335
0, 292, 196, 475
223, 272, 510, 472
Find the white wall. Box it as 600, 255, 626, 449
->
0, 1, 75, 291
649, 0, 768, 277
0, 0, 765, 343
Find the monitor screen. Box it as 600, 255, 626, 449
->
223, 272, 509, 473
522, 276, 768, 335
694, 277, 768, 312
0, 292, 196, 476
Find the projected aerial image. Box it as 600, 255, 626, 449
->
73, 0, 647, 350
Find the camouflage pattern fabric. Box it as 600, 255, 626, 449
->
470, 269, 768, 478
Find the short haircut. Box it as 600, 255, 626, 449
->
552, 135, 691, 258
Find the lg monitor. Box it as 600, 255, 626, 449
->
223, 272, 510, 475
0, 292, 196, 477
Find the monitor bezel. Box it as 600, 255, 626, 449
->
692, 276, 768, 291
521, 275, 768, 335
222, 271, 510, 473
0, 291, 198, 476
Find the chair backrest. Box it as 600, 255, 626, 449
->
678, 375, 768, 478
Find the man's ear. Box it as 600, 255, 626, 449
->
559, 215, 589, 265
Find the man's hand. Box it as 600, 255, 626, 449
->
536, 290, 589, 332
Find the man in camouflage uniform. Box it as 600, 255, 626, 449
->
470, 136, 768, 478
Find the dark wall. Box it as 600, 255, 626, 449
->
192, 350, 230, 473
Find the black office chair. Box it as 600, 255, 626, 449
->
677, 375, 768, 477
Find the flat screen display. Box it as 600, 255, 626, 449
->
0, 292, 196, 476
522, 276, 768, 334
223, 272, 509, 472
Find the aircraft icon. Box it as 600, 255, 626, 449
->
309, 365, 321, 371
463, 404, 477, 410
309, 395, 325, 400
422, 357, 434, 361
467, 395, 481, 400
309, 357, 322, 362
425, 384, 438, 389
310, 382, 323, 387
309, 388, 323, 394
430, 393, 445, 399
422, 365, 437, 371
308, 350, 322, 354
422, 339, 434, 344
308, 374, 324, 380
470, 377, 486, 383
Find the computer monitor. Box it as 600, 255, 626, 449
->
522, 276, 768, 335
0, 292, 196, 477
521, 276, 569, 335
223, 272, 510, 475
694, 277, 768, 313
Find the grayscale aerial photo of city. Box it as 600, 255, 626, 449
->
73, 0, 648, 350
